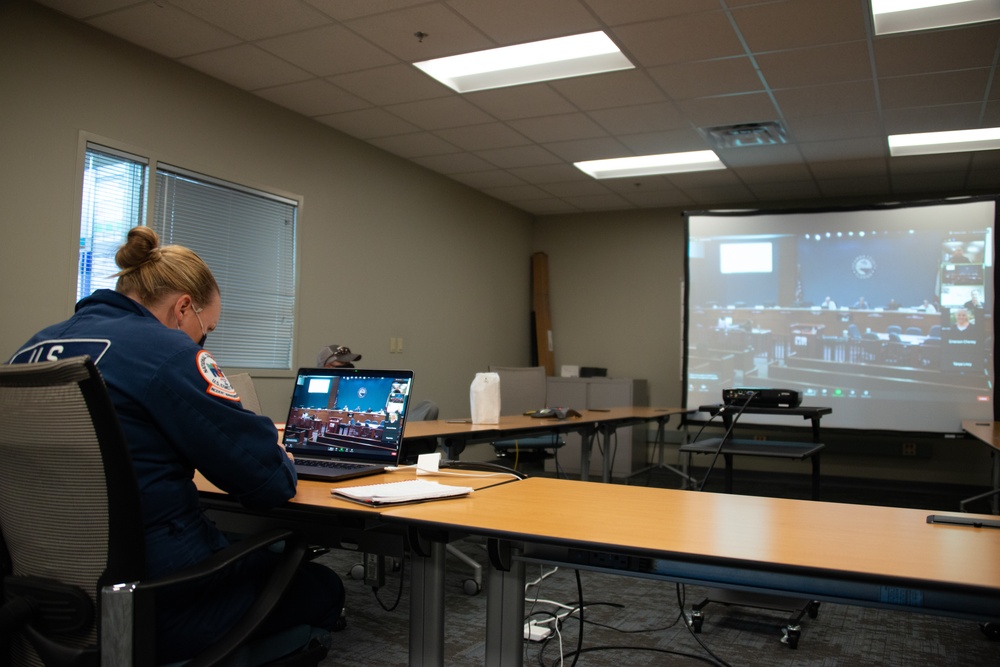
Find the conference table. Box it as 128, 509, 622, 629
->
196, 467, 519, 666
961, 420, 1000, 514
388, 476, 1000, 666
403, 406, 690, 483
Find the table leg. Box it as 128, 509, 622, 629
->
408, 540, 445, 666
579, 427, 595, 482
723, 453, 734, 493
993, 449, 999, 515
484, 543, 525, 667
812, 454, 821, 501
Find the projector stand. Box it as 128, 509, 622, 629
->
629, 415, 697, 488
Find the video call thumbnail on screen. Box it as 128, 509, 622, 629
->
685, 198, 995, 434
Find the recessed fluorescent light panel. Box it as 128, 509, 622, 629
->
413, 31, 633, 93
574, 151, 725, 179
871, 0, 1000, 35
888, 127, 1000, 156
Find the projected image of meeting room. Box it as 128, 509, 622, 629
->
283, 374, 411, 456
685, 198, 995, 433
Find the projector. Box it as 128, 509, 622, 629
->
722, 387, 802, 408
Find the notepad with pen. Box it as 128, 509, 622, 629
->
331, 479, 473, 506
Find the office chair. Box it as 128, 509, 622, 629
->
0, 356, 328, 667
227, 372, 263, 416
398, 399, 439, 464
488, 366, 565, 466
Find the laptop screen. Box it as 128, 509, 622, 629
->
282, 367, 414, 465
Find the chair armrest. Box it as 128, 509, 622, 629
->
137, 528, 301, 592
129, 527, 309, 667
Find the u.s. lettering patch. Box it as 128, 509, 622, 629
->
196, 349, 240, 402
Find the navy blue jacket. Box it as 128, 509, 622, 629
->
9, 290, 297, 578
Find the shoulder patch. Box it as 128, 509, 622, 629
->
196, 350, 240, 402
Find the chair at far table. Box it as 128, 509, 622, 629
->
488, 366, 566, 469
0, 356, 329, 667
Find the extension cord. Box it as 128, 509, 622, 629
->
523, 621, 552, 642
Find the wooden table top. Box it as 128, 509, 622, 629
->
963, 419, 1000, 451
403, 406, 690, 440
386, 476, 1000, 593
195, 467, 517, 515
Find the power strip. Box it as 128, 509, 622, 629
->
523, 621, 552, 642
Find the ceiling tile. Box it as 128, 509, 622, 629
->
879, 70, 992, 110
34, 0, 138, 18
384, 96, 496, 130
329, 64, 451, 106
558, 192, 635, 210
433, 123, 532, 151
748, 180, 822, 201
540, 137, 631, 162
549, 70, 668, 111
316, 107, 420, 138
169, 0, 331, 41
35, 0, 1000, 215
257, 24, 397, 77
475, 145, 563, 169
464, 84, 579, 121
784, 112, 883, 143
732, 0, 868, 52
798, 137, 887, 162
882, 104, 984, 135
541, 180, 615, 198
447, 0, 599, 44
368, 132, 461, 158
179, 45, 314, 90
344, 4, 492, 61
584, 0, 720, 26
731, 163, 814, 184
873, 23, 1000, 78
588, 102, 688, 135
86, 3, 241, 58
303, 0, 430, 22
507, 164, 592, 184
648, 57, 762, 100
449, 170, 528, 189
818, 176, 891, 198
809, 158, 888, 180
758, 42, 872, 90
410, 152, 499, 174
617, 129, 707, 155
773, 80, 878, 119
255, 79, 370, 116
611, 11, 745, 67
508, 113, 609, 143
677, 92, 780, 128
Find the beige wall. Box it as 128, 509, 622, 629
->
0, 1, 534, 422
1, 2, 992, 483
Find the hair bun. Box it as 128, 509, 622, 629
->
115, 226, 161, 272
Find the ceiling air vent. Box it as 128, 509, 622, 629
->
703, 121, 788, 149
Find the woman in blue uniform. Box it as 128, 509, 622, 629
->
9, 226, 344, 663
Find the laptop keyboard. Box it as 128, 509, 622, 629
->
296, 459, 369, 470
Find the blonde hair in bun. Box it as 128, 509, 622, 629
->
114, 226, 218, 308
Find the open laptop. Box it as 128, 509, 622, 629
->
281, 367, 414, 482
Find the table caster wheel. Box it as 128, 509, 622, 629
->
782, 625, 801, 649
981, 621, 1000, 641
462, 578, 481, 595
